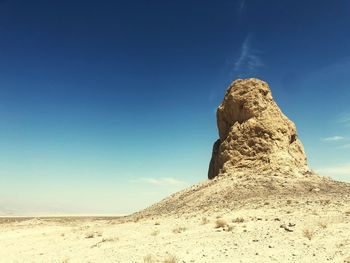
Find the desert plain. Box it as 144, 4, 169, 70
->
1, 191, 350, 263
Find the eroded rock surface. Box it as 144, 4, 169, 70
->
208, 78, 309, 179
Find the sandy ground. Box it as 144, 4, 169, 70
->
1, 196, 350, 263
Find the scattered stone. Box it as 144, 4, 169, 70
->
280, 224, 293, 232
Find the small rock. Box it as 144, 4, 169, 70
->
280, 224, 293, 232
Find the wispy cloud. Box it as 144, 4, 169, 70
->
238, 0, 246, 14
234, 35, 263, 73
339, 144, 350, 149
132, 177, 186, 186
322, 136, 345, 142
338, 113, 350, 127
317, 164, 350, 182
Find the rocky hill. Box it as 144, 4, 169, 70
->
132, 78, 350, 219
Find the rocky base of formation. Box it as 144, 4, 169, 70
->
132, 171, 350, 218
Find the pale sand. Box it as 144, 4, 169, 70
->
1, 196, 350, 263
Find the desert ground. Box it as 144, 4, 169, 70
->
1, 193, 350, 263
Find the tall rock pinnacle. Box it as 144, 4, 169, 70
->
208, 78, 309, 179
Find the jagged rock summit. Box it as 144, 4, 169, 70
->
208, 78, 309, 179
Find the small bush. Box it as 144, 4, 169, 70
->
172, 226, 187, 234
201, 217, 210, 225
233, 217, 244, 223
320, 199, 331, 205
303, 228, 314, 240
318, 221, 327, 229
85, 232, 95, 239
226, 225, 234, 232
151, 230, 160, 236
163, 255, 178, 263
143, 254, 154, 263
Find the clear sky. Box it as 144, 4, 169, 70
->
1, 0, 350, 215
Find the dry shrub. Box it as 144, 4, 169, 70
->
201, 217, 210, 225
233, 217, 244, 223
85, 232, 95, 239
90, 237, 118, 248
101, 237, 118, 243
320, 199, 331, 205
226, 225, 234, 232
215, 218, 228, 228
151, 230, 160, 236
143, 254, 154, 263
318, 221, 328, 229
172, 226, 187, 234
163, 255, 178, 263
345, 210, 350, 216
303, 228, 314, 240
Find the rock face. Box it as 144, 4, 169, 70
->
208, 78, 309, 179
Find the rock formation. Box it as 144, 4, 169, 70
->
208, 78, 309, 179
134, 77, 350, 219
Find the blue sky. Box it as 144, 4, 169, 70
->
1, 0, 350, 215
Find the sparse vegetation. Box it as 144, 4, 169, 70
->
303, 228, 315, 240
320, 199, 331, 205
201, 217, 210, 225
85, 230, 103, 239
215, 218, 228, 228
151, 230, 160, 236
311, 210, 318, 216
85, 232, 95, 239
102, 237, 118, 243
163, 255, 178, 263
233, 217, 244, 223
90, 237, 118, 248
143, 254, 154, 263
226, 225, 234, 232
172, 226, 187, 234
318, 221, 328, 229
